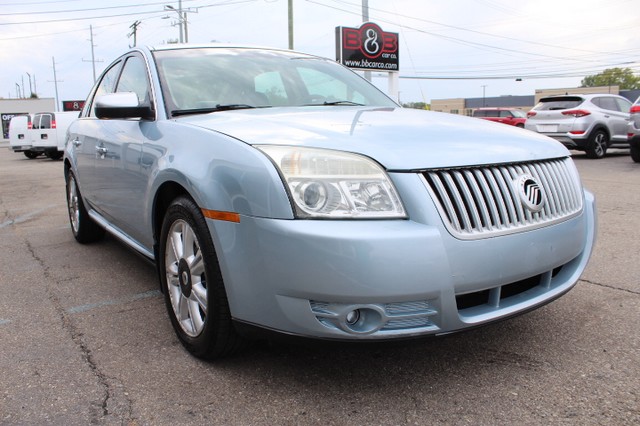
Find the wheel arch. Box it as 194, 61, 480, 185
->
589, 124, 610, 141
151, 180, 193, 275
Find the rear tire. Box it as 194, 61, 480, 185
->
66, 170, 105, 243
24, 151, 38, 159
585, 130, 608, 159
159, 196, 245, 359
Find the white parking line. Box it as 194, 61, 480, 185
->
66, 290, 162, 314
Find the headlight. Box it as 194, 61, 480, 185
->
258, 146, 406, 219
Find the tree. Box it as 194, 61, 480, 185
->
402, 102, 430, 110
581, 67, 640, 90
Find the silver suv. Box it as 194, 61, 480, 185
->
525, 94, 631, 159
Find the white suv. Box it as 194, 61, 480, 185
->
525, 94, 631, 159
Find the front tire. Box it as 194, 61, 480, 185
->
66, 170, 105, 243
585, 130, 608, 159
159, 196, 244, 359
24, 151, 38, 159
46, 151, 63, 160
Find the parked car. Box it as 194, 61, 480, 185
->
472, 108, 526, 127
64, 45, 596, 359
525, 93, 631, 159
31, 111, 79, 160
9, 114, 38, 159
628, 96, 640, 163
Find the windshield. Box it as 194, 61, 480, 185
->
152, 48, 397, 117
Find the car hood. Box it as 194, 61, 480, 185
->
180, 106, 569, 170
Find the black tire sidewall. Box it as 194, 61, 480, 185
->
631, 146, 640, 163
159, 196, 235, 359
65, 170, 104, 243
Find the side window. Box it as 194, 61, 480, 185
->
116, 56, 151, 105
595, 97, 619, 112
615, 97, 632, 113
89, 61, 122, 117
500, 110, 512, 118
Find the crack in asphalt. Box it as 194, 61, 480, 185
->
581, 279, 640, 296
24, 239, 135, 424
0, 205, 58, 229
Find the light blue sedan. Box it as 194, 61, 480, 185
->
64, 45, 597, 359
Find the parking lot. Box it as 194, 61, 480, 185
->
0, 146, 638, 425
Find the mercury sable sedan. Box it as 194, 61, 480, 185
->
64, 45, 597, 359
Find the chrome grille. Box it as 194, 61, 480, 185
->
422, 157, 583, 239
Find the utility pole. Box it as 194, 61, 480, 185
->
362, 0, 371, 82
82, 25, 103, 83
50, 57, 63, 111
128, 20, 141, 47
288, 0, 293, 50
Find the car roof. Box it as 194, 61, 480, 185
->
146, 43, 303, 55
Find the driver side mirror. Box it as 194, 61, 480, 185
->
95, 92, 154, 120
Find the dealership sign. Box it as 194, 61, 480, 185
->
335, 22, 399, 71
62, 100, 85, 112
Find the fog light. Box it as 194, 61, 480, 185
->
346, 309, 360, 325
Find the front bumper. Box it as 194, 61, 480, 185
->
208, 187, 597, 341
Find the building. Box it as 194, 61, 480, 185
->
1, 98, 56, 142
431, 86, 640, 116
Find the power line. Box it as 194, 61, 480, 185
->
306, 0, 634, 63
0, 1, 187, 16
0, 9, 167, 26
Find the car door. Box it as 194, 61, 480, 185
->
91, 54, 156, 245
613, 97, 632, 141
71, 60, 123, 209
595, 96, 629, 142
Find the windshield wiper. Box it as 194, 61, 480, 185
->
302, 100, 365, 107
171, 104, 260, 117
322, 100, 365, 106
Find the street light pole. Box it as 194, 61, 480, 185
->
26, 72, 33, 97
165, 1, 197, 43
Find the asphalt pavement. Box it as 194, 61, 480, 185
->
0, 146, 638, 425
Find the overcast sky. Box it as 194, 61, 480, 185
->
1, 0, 638, 107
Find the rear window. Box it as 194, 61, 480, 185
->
33, 113, 54, 129
535, 96, 584, 111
